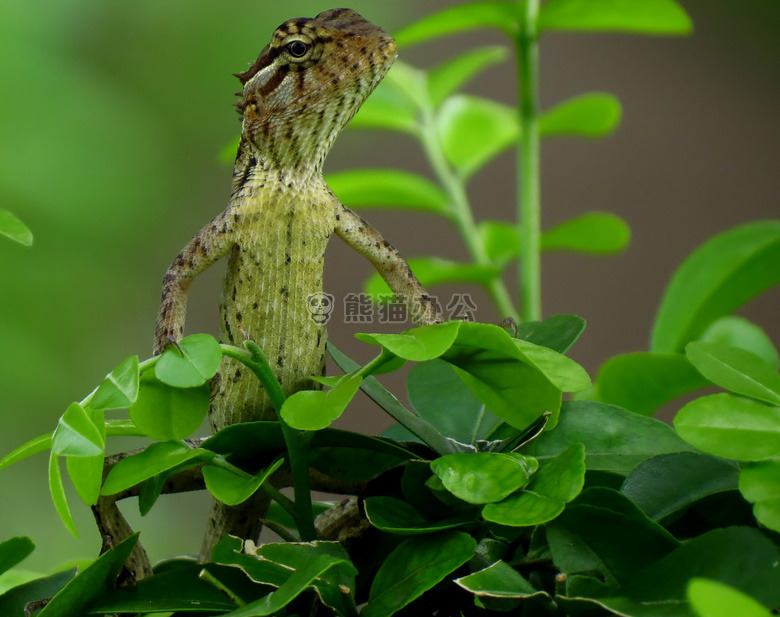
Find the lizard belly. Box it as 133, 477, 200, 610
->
212, 203, 332, 429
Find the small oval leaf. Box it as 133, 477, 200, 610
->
431, 452, 534, 504
52, 403, 105, 458
0, 210, 33, 246
90, 355, 140, 411
156, 333, 222, 388
428, 46, 508, 107
203, 459, 283, 506
542, 211, 630, 254
541, 93, 622, 138
538, 0, 693, 35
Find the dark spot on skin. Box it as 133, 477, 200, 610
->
285, 253, 292, 264
232, 286, 237, 301
253, 302, 259, 309
236, 312, 243, 321
280, 286, 289, 297
277, 355, 284, 367
381, 240, 391, 248
316, 332, 322, 347
358, 226, 363, 232
335, 213, 340, 221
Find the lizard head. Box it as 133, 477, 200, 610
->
235, 8, 397, 174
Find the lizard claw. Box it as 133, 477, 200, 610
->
498, 316, 518, 337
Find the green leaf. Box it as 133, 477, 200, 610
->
541, 94, 622, 138
739, 460, 780, 532
67, 452, 105, 506
674, 393, 780, 461
700, 316, 779, 370
129, 369, 210, 441
512, 339, 591, 393
48, 453, 78, 537
364, 530, 476, 617
652, 221, 780, 353
89, 355, 139, 411
37, 534, 138, 617
483, 490, 564, 527
357, 321, 461, 362
594, 352, 708, 416
524, 401, 696, 474
431, 452, 535, 504
364, 496, 472, 534
0, 537, 34, 577
155, 333, 222, 388
514, 314, 586, 354
688, 578, 772, 617
686, 342, 780, 406
428, 46, 508, 107
102, 441, 210, 496
351, 81, 419, 134
395, 2, 520, 47
203, 459, 283, 506
0, 209, 33, 246
51, 402, 105, 457
437, 94, 518, 179
542, 211, 630, 254
0, 433, 52, 471
621, 452, 739, 521
0, 569, 75, 616
479, 220, 519, 266
538, 0, 693, 35
455, 560, 542, 598
325, 168, 450, 216
384, 60, 429, 111
280, 372, 361, 430
364, 256, 500, 298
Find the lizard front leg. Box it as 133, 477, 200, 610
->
154, 213, 236, 354
333, 202, 442, 325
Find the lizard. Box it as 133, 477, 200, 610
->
153, 8, 441, 559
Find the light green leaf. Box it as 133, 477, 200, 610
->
0, 537, 35, 577
0, 433, 52, 471
129, 369, 210, 441
0, 210, 33, 246
437, 94, 518, 179
52, 402, 105, 457
479, 220, 519, 266
364, 531, 476, 617
48, 453, 77, 537
455, 560, 541, 598
431, 452, 534, 504
428, 46, 508, 107
513, 339, 591, 393
89, 355, 139, 411
102, 441, 211, 496
155, 333, 222, 388
105, 419, 147, 438
700, 316, 779, 370
541, 93, 622, 138
203, 459, 283, 506
356, 321, 461, 362
281, 372, 362, 430
739, 460, 780, 533
395, 2, 520, 47
325, 169, 450, 216
385, 61, 428, 111
351, 81, 418, 134
688, 578, 772, 617
542, 211, 630, 254
686, 342, 780, 406
539, 0, 693, 35
652, 221, 780, 353
675, 393, 780, 461
483, 491, 564, 527
67, 453, 104, 506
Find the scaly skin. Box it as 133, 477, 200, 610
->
153, 9, 441, 558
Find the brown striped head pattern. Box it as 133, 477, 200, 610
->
235, 8, 397, 174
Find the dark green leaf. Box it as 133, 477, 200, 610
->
0, 209, 33, 246
89, 355, 139, 411
539, 0, 693, 35
688, 578, 772, 617
203, 459, 283, 506
0, 569, 75, 616
364, 531, 476, 617
542, 211, 630, 254
739, 460, 780, 532
48, 453, 77, 537
364, 496, 471, 534
541, 94, 622, 138
156, 333, 222, 388
437, 94, 518, 179
514, 314, 586, 354
52, 402, 105, 457
37, 534, 139, 616
308, 431, 417, 482
102, 441, 210, 496
395, 2, 520, 47
674, 393, 780, 461
326, 168, 450, 216
686, 342, 780, 406
652, 221, 780, 353
0, 433, 52, 471
700, 316, 779, 369
621, 452, 739, 521
432, 452, 535, 504
0, 537, 34, 577
428, 46, 508, 107
594, 352, 708, 416
351, 81, 418, 134
455, 560, 543, 598
280, 372, 361, 430
129, 369, 210, 441
523, 401, 696, 474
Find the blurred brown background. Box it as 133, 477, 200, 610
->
0, 0, 777, 571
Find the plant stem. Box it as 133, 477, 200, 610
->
418, 113, 518, 321
517, 0, 542, 322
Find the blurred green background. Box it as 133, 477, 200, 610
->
1, 0, 779, 571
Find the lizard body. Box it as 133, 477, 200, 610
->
153, 9, 440, 554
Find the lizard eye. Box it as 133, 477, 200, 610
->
287, 40, 309, 58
